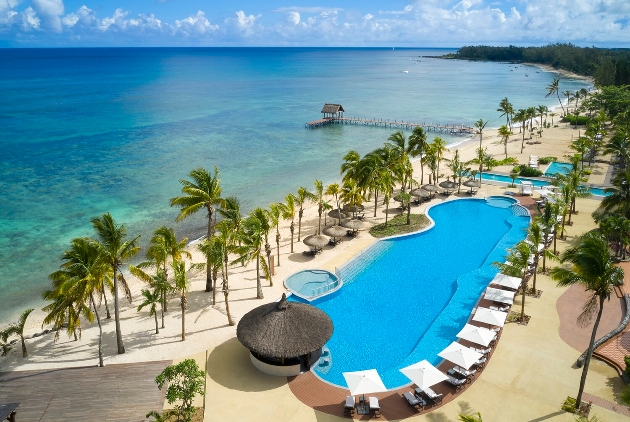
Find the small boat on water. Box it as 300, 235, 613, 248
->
403, 70, 409, 73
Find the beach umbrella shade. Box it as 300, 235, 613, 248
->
410, 188, 430, 198
456, 323, 497, 347
463, 180, 481, 188
328, 209, 348, 220
534, 188, 555, 198
343, 204, 365, 213
484, 287, 515, 305
342, 369, 387, 396
439, 180, 457, 191
490, 273, 522, 290
438, 342, 483, 370
399, 360, 449, 389
303, 234, 329, 249
323, 225, 347, 239
422, 184, 440, 193
473, 307, 508, 327
393, 192, 409, 203
342, 219, 364, 231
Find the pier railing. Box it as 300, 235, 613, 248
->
305, 116, 475, 134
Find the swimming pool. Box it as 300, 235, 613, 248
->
290, 198, 530, 389
544, 161, 571, 177
284, 269, 341, 301
479, 172, 611, 197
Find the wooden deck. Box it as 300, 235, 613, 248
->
0, 360, 171, 422
305, 116, 475, 134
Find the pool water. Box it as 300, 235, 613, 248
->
290, 198, 530, 389
485, 196, 517, 208
284, 269, 340, 300
479, 172, 611, 197
544, 162, 571, 177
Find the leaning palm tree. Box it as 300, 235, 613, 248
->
170, 166, 222, 293
281, 193, 297, 253
1, 308, 34, 357
295, 186, 315, 241
550, 232, 624, 411
545, 78, 565, 114
91, 212, 140, 355
172, 260, 190, 341
138, 288, 161, 334
497, 125, 513, 159
493, 241, 532, 323
474, 119, 488, 149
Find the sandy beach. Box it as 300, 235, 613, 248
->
2, 97, 624, 421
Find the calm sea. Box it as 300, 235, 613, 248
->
0, 47, 590, 322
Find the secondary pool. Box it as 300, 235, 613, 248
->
479, 172, 611, 197
544, 161, 571, 177
284, 269, 341, 301
290, 198, 530, 389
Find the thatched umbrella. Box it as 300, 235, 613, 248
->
237, 293, 333, 359
303, 234, 329, 250
463, 179, 481, 189
328, 209, 348, 220
410, 188, 430, 198
421, 184, 440, 192
342, 204, 364, 213
323, 225, 346, 243
439, 180, 457, 192
343, 219, 364, 231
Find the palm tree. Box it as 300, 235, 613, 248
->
138, 288, 161, 334
424, 144, 438, 184
325, 183, 343, 225
340, 179, 364, 220
172, 259, 190, 341
431, 137, 449, 184
497, 97, 513, 130
527, 221, 553, 293
513, 109, 527, 152
1, 308, 34, 357
536, 105, 548, 129
198, 236, 222, 306
563, 90, 573, 116
235, 210, 270, 299
446, 150, 468, 193
474, 119, 488, 149
549, 112, 557, 126
313, 180, 326, 235
545, 78, 565, 114
215, 221, 236, 326
340, 150, 361, 183
47, 237, 110, 365
295, 186, 315, 241
408, 126, 428, 183
151, 270, 171, 328
387, 130, 412, 190
281, 193, 297, 253
550, 232, 624, 411
459, 413, 483, 422
497, 125, 512, 159
91, 212, 140, 355
267, 203, 283, 267
493, 241, 532, 323
598, 169, 630, 219
170, 166, 222, 293
356, 152, 386, 217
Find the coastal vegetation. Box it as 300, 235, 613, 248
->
152, 359, 206, 422
369, 214, 430, 238
447, 44, 630, 86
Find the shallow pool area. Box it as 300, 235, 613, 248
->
284, 270, 341, 301
544, 161, 571, 177
290, 198, 530, 389
479, 172, 611, 197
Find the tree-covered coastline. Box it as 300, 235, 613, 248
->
443, 44, 630, 86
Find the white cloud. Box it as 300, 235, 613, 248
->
363, 14, 373, 20
175, 10, 217, 36
287, 11, 300, 25
274, 7, 343, 13
21, 6, 39, 30
379, 5, 413, 15
31, 0, 63, 32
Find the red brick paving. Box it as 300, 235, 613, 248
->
582, 392, 630, 418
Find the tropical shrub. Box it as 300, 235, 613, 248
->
539, 156, 558, 165
155, 359, 206, 422
562, 114, 591, 125
625, 355, 630, 378
514, 165, 543, 177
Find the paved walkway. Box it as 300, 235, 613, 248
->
0, 360, 170, 421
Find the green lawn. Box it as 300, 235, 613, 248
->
369, 213, 430, 238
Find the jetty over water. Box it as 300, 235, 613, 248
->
306, 103, 475, 135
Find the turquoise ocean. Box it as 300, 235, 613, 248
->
0, 48, 590, 322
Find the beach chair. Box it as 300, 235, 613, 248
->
490, 304, 510, 312
344, 396, 355, 416
369, 396, 381, 418
445, 374, 467, 392
415, 387, 443, 405
470, 346, 491, 355
473, 356, 488, 369
403, 391, 425, 410
451, 366, 476, 379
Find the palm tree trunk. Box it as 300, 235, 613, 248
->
374, 192, 378, 217
162, 264, 169, 313
265, 244, 273, 286
154, 310, 159, 334
521, 130, 525, 153
575, 296, 605, 409
276, 230, 281, 267
290, 220, 295, 253
520, 279, 527, 322
318, 206, 322, 235
90, 293, 104, 367
181, 291, 186, 341
112, 266, 125, 354
532, 254, 539, 291
406, 201, 411, 225
206, 214, 213, 292
385, 200, 390, 226
212, 268, 218, 305
101, 285, 111, 319
20, 336, 27, 357
160, 292, 165, 329
256, 254, 263, 299
298, 208, 303, 241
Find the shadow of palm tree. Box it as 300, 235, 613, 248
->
206, 337, 286, 392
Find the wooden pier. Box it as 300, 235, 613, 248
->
305, 104, 475, 135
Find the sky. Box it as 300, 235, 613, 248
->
0, 0, 629, 47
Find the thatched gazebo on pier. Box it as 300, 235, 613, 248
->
321, 103, 344, 119
237, 293, 333, 376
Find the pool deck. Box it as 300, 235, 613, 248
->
201, 192, 630, 422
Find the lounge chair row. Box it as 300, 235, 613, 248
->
344, 395, 380, 418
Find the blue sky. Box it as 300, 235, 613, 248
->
1, 0, 629, 47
